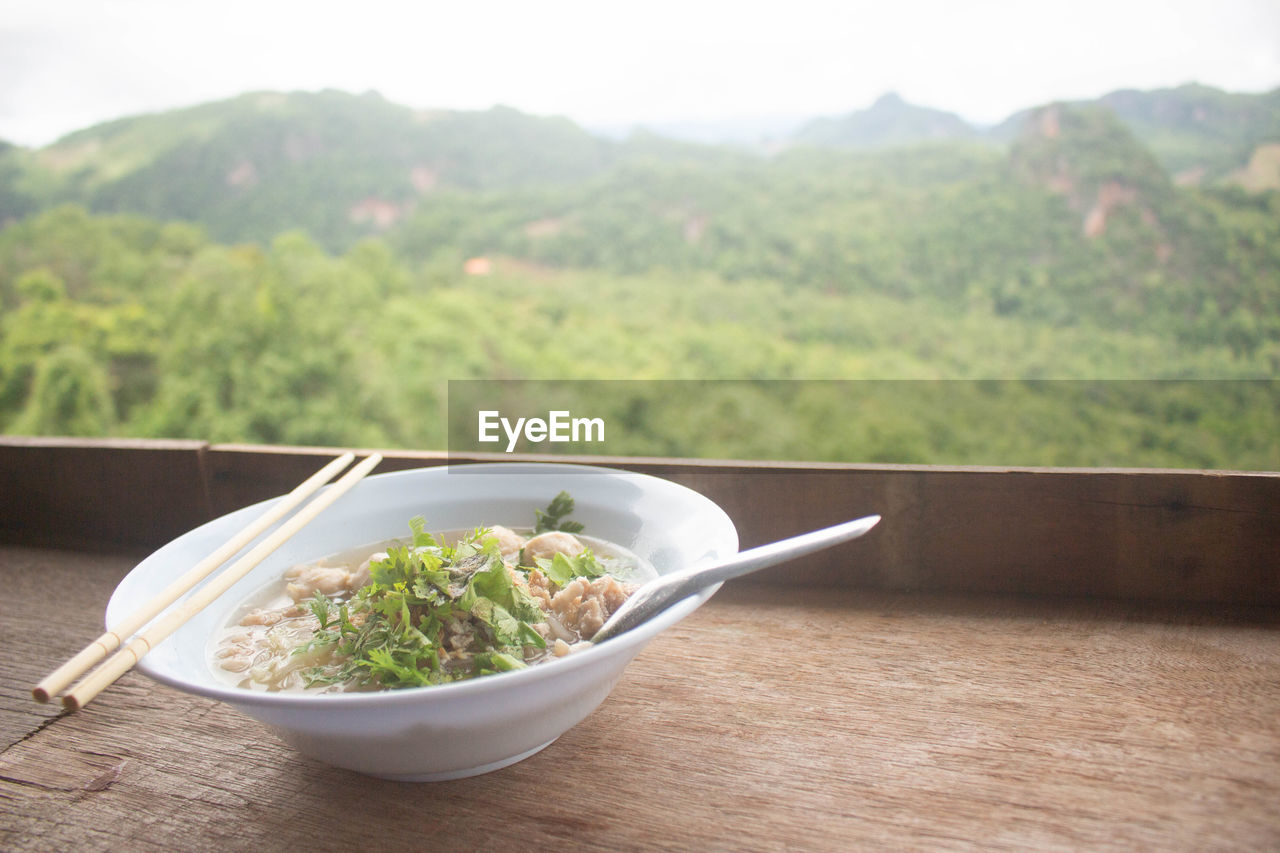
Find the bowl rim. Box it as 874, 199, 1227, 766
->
116, 461, 739, 709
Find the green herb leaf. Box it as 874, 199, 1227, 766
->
363, 647, 436, 688
308, 592, 333, 628
473, 651, 527, 673
534, 491, 585, 534
298, 509, 580, 690
537, 549, 607, 586
408, 516, 438, 549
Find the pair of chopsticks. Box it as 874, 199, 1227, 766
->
33, 451, 383, 711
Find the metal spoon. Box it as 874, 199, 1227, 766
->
590, 514, 881, 644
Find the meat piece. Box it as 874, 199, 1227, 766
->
594, 574, 632, 614
577, 596, 605, 638
522, 531, 585, 564
442, 616, 477, 652
240, 608, 284, 627
549, 575, 635, 639
349, 551, 387, 591
285, 565, 357, 602
526, 568, 554, 609
482, 525, 526, 563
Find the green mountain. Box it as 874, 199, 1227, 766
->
792, 84, 1280, 187
791, 92, 979, 148
1, 90, 1277, 465
996, 83, 1280, 186
3, 84, 1278, 253
0, 141, 41, 226
382, 97, 1278, 364
1100, 84, 1280, 181
1009, 102, 1174, 228
9, 90, 618, 248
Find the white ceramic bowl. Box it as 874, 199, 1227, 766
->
107, 462, 738, 781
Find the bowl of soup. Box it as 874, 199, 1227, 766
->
107, 462, 738, 781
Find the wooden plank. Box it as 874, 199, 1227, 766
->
0, 437, 211, 553
0, 547, 138, 750
3, 438, 1278, 605
1, 546, 1277, 851
205, 446, 1280, 606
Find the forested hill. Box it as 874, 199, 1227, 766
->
1, 84, 1278, 249
997, 83, 1280, 184
792, 92, 979, 148
0, 91, 636, 248
0, 89, 759, 248
0, 85, 1277, 464
0, 85, 1277, 357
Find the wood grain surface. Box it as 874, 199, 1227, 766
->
3, 544, 1277, 851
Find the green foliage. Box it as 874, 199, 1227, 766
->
533, 491, 584, 534
0, 143, 41, 224
384, 134, 1276, 358
11, 345, 115, 436
6, 85, 1278, 254
9, 91, 619, 250
1010, 103, 1174, 201
135, 231, 405, 446
0, 82, 1278, 472
538, 550, 608, 587
1097, 84, 1280, 179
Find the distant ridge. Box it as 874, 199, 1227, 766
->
791, 92, 978, 149
1, 83, 1277, 247
9, 90, 616, 246
993, 83, 1280, 183
792, 83, 1280, 185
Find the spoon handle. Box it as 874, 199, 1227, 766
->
591, 514, 881, 644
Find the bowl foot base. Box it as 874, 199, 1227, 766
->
364, 738, 560, 782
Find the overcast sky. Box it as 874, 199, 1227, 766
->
3, 0, 1279, 146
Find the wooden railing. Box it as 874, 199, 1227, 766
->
2, 436, 1277, 606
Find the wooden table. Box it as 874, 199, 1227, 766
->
2, 440, 1278, 850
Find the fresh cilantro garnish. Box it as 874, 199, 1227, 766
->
536, 549, 607, 587
296, 523, 551, 690
407, 515, 439, 549
308, 591, 334, 628
534, 491, 584, 534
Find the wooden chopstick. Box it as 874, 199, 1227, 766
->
60, 452, 382, 712
32, 452, 358, 703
